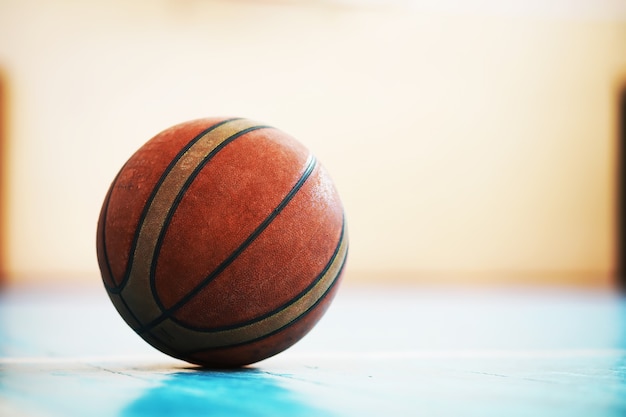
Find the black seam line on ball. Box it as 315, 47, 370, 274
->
108, 118, 242, 295
136, 154, 318, 335
184, 243, 347, 355
148, 124, 273, 311
171, 210, 346, 333
100, 164, 146, 328
99, 173, 118, 292
100, 163, 130, 292
116, 291, 145, 330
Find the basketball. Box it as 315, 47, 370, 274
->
96, 117, 348, 368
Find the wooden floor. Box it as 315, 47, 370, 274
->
1, 283, 625, 416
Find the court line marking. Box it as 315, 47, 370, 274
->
0, 355, 184, 365
276, 349, 626, 360
1, 349, 625, 364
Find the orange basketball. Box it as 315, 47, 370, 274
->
96, 118, 348, 367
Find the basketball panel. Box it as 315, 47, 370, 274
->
171, 164, 345, 329
153, 127, 311, 309
101, 118, 226, 288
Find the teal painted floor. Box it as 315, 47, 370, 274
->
1, 284, 625, 416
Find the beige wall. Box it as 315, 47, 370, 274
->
1, 0, 625, 285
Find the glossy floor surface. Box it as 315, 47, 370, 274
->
1, 284, 625, 416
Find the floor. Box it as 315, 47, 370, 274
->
1, 283, 625, 416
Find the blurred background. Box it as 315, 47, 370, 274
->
0, 0, 625, 288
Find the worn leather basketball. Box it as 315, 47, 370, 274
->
96, 118, 348, 367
